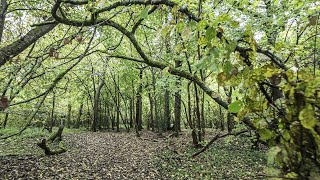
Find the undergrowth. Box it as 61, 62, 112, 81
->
154, 135, 267, 179
0, 127, 84, 156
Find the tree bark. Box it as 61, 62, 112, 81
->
49, 92, 55, 132
164, 89, 170, 130
147, 79, 154, 131
174, 61, 182, 136
0, 20, 58, 67
2, 111, 8, 128
0, 0, 8, 43
48, 125, 64, 142
76, 102, 83, 128
226, 87, 233, 133
67, 103, 71, 128
37, 139, 66, 155
130, 79, 135, 128
135, 69, 143, 131
92, 80, 104, 132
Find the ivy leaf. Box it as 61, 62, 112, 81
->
161, 25, 171, 37
228, 100, 242, 113
230, 20, 240, 28
176, 21, 185, 33
139, 8, 149, 19
259, 129, 274, 141
205, 26, 215, 43
299, 104, 316, 129
223, 61, 233, 74
267, 146, 281, 165
162, 67, 170, 76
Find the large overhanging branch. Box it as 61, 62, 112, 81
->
0, 18, 58, 67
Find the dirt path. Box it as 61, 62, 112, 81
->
0, 131, 167, 179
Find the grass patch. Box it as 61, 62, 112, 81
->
154, 135, 267, 179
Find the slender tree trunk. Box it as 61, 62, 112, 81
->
105, 101, 110, 129
188, 81, 200, 147
197, 0, 205, 138
49, 92, 55, 132
174, 60, 182, 136
130, 79, 135, 128
129, 98, 133, 128
0, 0, 8, 43
2, 112, 8, 128
218, 86, 225, 131
92, 80, 104, 132
135, 69, 143, 131
226, 87, 233, 133
164, 89, 170, 130
151, 68, 160, 133
147, 84, 153, 131
194, 84, 202, 142
67, 103, 71, 128
116, 75, 120, 132
76, 102, 83, 128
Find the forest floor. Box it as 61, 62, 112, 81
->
0, 128, 267, 179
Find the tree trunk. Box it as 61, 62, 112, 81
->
2, 111, 8, 128
76, 102, 83, 128
49, 92, 55, 132
92, 80, 104, 132
0, 0, 8, 43
226, 87, 233, 133
218, 86, 225, 131
147, 84, 154, 131
174, 60, 182, 136
130, 79, 135, 128
105, 101, 110, 129
146, 76, 153, 131
135, 69, 143, 131
188, 81, 200, 147
194, 83, 202, 142
67, 103, 71, 128
164, 89, 170, 130
116, 75, 120, 132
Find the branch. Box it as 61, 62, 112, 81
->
0, 18, 58, 67
192, 130, 249, 158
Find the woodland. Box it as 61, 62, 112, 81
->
0, 0, 319, 179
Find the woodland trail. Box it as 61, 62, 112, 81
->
0, 131, 169, 179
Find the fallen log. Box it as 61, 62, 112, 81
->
37, 125, 66, 155
48, 125, 64, 142
37, 139, 66, 155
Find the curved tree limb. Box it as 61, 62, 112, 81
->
192, 130, 249, 158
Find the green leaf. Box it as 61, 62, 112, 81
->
139, 8, 149, 19
223, 61, 233, 74
197, 20, 208, 31
228, 101, 242, 113
267, 146, 281, 164
299, 104, 316, 129
205, 26, 215, 43
161, 25, 171, 37
259, 129, 274, 141
230, 21, 240, 28
176, 21, 185, 33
